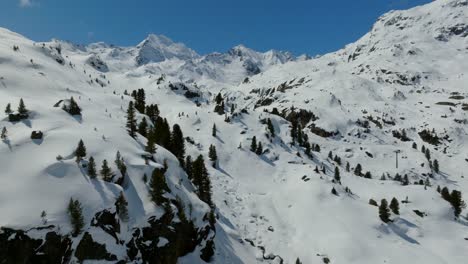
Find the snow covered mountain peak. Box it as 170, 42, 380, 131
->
135, 33, 199, 65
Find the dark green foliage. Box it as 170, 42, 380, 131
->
151, 117, 171, 148
295, 258, 303, 264
18, 98, 28, 115
149, 168, 170, 206
379, 199, 391, 223
314, 144, 321, 152
369, 199, 378, 206
4, 103, 12, 115
215, 92, 223, 105
331, 187, 338, 196
126, 101, 137, 138
115, 151, 127, 176
364, 171, 372, 179
67, 198, 84, 236
267, 118, 275, 136
100, 160, 113, 182
412, 142, 417, 149
328, 151, 333, 159
333, 155, 342, 165
421, 145, 426, 153
441, 187, 451, 201
208, 145, 217, 162
200, 239, 215, 262
304, 141, 311, 157
1, 127, 7, 140
75, 139, 87, 161
115, 192, 129, 221
256, 142, 263, 155
334, 167, 341, 183
169, 124, 185, 165
425, 148, 431, 160
185, 155, 193, 179
354, 163, 362, 176
390, 197, 400, 215
145, 104, 160, 123
134, 89, 146, 113
138, 117, 148, 137
450, 190, 466, 218
346, 162, 350, 172
62, 97, 81, 115
212, 123, 216, 137
87, 156, 97, 178
402, 174, 409, 186
433, 159, 439, 173
145, 137, 156, 154
191, 155, 213, 207
250, 136, 257, 152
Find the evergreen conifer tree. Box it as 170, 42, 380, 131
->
208, 145, 217, 162
100, 159, 113, 182
256, 142, 263, 155
149, 168, 169, 206
212, 123, 216, 137
267, 118, 275, 136
433, 159, 439, 173
389, 197, 400, 215
115, 192, 129, 221
1, 127, 7, 140
75, 139, 87, 161
18, 98, 28, 116
87, 156, 97, 178
450, 190, 466, 218
250, 136, 257, 152
354, 163, 362, 176
126, 101, 137, 138
145, 137, 156, 154
346, 162, 350, 172
138, 117, 148, 137
192, 155, 213, 207
67, 198, 84, 236
4, 103, 12, 115
441, 187, 451, 201
334, 167, 341, 183
379, 199, 391, 223
170, 124, 185, 165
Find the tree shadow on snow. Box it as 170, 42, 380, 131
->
32, 138, 43, 145
72, 115, 82, 124
216, 166, 232, 178
378, 220, 420, 245
2, 139, 12, 151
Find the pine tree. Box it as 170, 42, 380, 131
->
4, 103, 12, 115
192, 155, 213, 207
328, 151, 333, 159
65, 97, 81, 115
331, 187, 338, 196
87, 156, 97, 178
67, 198, 84, 236
304, 141, 311, 157
115, 151, 127, 176
170, 124, 185, 165
295, 258, 303, 264
346, 162, 350, 172
354, 163, 362, 176
138, 117, 148, 137
314, 166, 319, 173
200, 238, 215, 262
441, 187, 451, 201
421, 145, 426, 153
250, 136, 257, 152
437, 185, 441, 193
115, 192, 129, 221
267, 118, 275, 136
208, 145, 217, 162
379, 199, 391, 223
145, 137, 156, 154
256, 141, 263, 155
75, 139, 87, 161
433, 159, 439, 173
314, 144, 321, 152
18, 98, 28, 116
450, 190, 466, 218
212, 123, 216, 137
1, 127, 7, 140
185, 155, 193, 179
334, 167, 341, 183
389, 197, 400, 215
149, 168, 169, 206
135, 89, 146, 113
425, 148, 431, 160
100, 159, 113, 182
364, 171, 372, 179
126, 101, 137, 138
402, 174, 409, 186
215, 92, 223, 105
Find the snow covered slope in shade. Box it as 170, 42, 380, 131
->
0, 0, 468, 263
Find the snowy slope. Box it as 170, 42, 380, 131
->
1, 0, 468, 263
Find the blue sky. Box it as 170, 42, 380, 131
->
1, 0, 432, 56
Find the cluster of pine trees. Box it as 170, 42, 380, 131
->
250, 136, 263, 155
378, 197, 400, 223
213, 92, 225, 115
5, 98, 29, 121
62, 97, 81, 115
438, 186, 466, 218
67, 198, 84, 236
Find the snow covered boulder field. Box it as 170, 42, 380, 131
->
0, 0, 468, 263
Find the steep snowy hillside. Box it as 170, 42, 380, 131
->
1, 0, 468, 263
